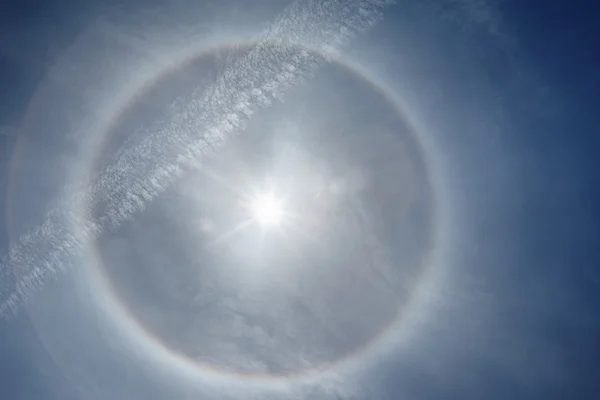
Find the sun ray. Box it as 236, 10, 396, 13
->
208, 218, 254, 247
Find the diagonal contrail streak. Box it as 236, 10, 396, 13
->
0, 0, 395, 317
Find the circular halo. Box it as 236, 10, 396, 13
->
8, 36, 447, 388
82, 41, 441, 384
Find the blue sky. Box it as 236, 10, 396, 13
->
1, 1, 599, 399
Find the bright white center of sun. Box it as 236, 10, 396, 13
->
251, 192, 284, 226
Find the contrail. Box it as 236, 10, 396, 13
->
0, 0, 395, 317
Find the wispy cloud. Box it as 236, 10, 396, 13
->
0, 0, 395, 317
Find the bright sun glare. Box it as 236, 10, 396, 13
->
251, 192, 284, 226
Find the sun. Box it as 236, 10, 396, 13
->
250, 192, 284, 226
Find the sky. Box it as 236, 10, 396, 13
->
0, 1, 599, 399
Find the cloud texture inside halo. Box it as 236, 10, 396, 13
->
0, 0, 396, 317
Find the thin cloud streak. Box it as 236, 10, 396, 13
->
0, 0, 395, 317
